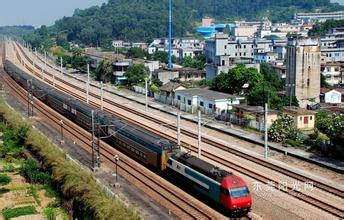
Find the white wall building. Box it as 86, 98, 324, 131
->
321, 89, 342, 104
254, 51, 278, 63
148, 38, 204, 60
174, 88, 244, 115
205, 33, 286, 80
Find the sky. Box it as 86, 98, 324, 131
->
0, 0, 107, 27
331, 0, 344, 4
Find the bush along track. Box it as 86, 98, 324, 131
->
0, 98, 140, 220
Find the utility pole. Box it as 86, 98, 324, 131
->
168, 0, 173, 70
177, 111, 181, 147
43, 51, 47, 81
60, 56, 63, 78
32, 48, 36, 72
198, 110, 202, 158
87, 64, 90, 104
100, 81, 104, 111
264, 103, 268, 159
145, 77, 148, 112
59, 120, 64, 144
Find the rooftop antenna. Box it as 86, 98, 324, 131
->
168, 0, 173, 70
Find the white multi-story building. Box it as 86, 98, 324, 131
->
321, 63, 343, 86
295, 11, 344, 23
205, 33, 286, 80
148, 38, 204, 60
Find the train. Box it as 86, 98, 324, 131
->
4, 59, 252, 215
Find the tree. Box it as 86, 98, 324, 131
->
246, 82, 283, 109
152, 51, 176, 64
211, 64, 263, 94
316, 111, 344, 148
260, 63, 283, 90
95, 60, 113, 82
124, 64, 149, 86
182, 54, 206, 70
127, 48, 149, 59
321, 74, 329, 88
268, 114, 300, 143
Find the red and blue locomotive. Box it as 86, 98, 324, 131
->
168, 152, 252, 214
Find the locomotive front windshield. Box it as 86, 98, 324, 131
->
230, 187, 250, 198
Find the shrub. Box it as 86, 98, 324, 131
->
0, 98, 140, 219
2, 206, 37, 220
0, 174, 11, 186
20, 159, 52, 185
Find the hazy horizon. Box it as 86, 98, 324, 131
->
0, 0, 107, 28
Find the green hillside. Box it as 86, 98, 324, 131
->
25, 0, 344, 47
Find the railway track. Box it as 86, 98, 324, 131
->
14, 42, 344, 198
0, 42, 224, 220
12, 41, 344, 218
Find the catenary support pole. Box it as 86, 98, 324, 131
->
177, 111, 181, 146
100, 81, 104, 111
198, 110, 202, 158
264, 103, 269, 159
145, 77, 148, 112
87, 64, 90, 104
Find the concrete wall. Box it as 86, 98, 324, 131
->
286, 38, 321, 108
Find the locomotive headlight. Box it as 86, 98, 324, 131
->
233, 205, 237, 208
247, 203, 251, 206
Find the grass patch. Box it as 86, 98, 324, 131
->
2, 206, 37, 220
43, 184, 57, 198
27, 185, 41, 206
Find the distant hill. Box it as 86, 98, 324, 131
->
28, 0, 344, 47
0, 25, 34, 37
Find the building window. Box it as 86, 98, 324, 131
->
188, 100, 192, 105
244, 52, 246, 56
177, 95, 181, 100
235, 53, 238, 56
244, 45, 246, 49
300, 117, 302, 121
200, 101, 204, 107
310, 116, 313, 120
222, 60, 225, 66
209, 104, 213, 109
225, 45, 227, 49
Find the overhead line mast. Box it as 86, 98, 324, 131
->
168, 0, 173, 70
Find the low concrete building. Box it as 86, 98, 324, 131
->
152, 68, 206, 85
174, 89, 244, 115
320, 88, 342, 104
155, 82, 186, 105
283, 107, 315, 131
231, 105, 278, 131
